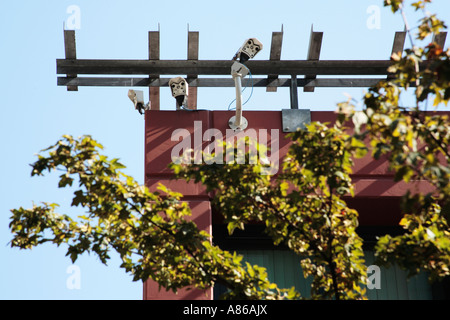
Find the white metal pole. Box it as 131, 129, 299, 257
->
233, 73, 243, 127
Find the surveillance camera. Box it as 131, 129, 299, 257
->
128, 89, 149, 114
169, 77, 189, 109
234, 38, 263, 64
229, 38, 262, 132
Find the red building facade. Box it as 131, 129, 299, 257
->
143, 109, 449, 300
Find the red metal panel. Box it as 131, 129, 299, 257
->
145, 111, 213, 299
145, 110, 211, 175
352, 178, 434, 198
346, 197, 403, 226
143, 200, 213, 300
145, 110, 400, 183
145, 110, 212, 197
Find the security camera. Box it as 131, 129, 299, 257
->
169, 77, 189, 109
233, 38, 263, 64
229, 38, 263, 131
128, 89, 149, 114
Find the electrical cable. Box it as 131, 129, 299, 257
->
176, 64, 254, 112
179, 105, 209, 111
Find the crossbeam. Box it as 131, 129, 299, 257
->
57, 59, 397, 76
57, 77, 388, 88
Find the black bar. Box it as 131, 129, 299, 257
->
290, 75, 299, 109
56, 59, 398, 76
57, 77, 386, 88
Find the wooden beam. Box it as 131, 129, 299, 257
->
57, 77, 391, 88
149, 31, 160, 110
64, 30, 78, 91
266, 30, 283, 92
304, 27, 323, 92
290, 75, 299, 109
388, 31, 407, 80
391, 31, 407, 56
433, 31, 447, 48
57, 59, 399, 76
187, 31, 199, 110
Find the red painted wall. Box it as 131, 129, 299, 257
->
143, 109, 445, 300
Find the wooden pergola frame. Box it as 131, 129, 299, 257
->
57, 28, 447, 110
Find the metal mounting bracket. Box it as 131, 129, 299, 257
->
282, 109, 311, 132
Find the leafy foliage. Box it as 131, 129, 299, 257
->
9, 135, 292, 300
172, 122, 369, 300
9, 0, 450, 300
347, 0, 450, 281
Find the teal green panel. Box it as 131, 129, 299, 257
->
272, 250, 284, 287
406, 272, 433, 300
394, 264, 409, 299
236, 249, 433, 300
364, 251, 432, 300
237, 249, 312, 298
385, 262, 399, 299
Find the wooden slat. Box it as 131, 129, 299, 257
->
391, 31, 407, 56
290, 75, 299, 109
433, 31, 447, 48
64, 30, 78, 91
58, 77, 388, 88
388, 31, 406, 80
187, 31, 199, 110
304, 27, 323, 92
149, 31, 160, 110
266, 31, 283, 92
57, 59, 398, 76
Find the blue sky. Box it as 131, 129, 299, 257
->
1, 0, 449, 300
